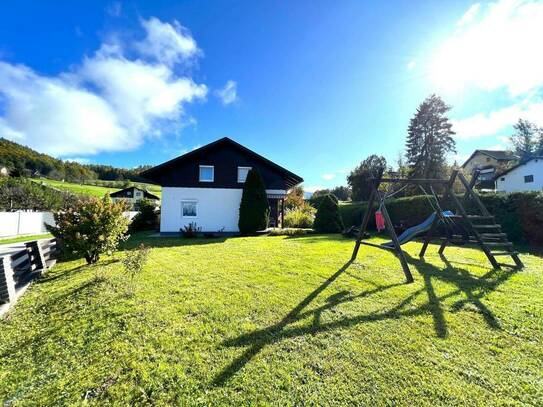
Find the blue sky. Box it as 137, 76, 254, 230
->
1, 0, 542, 191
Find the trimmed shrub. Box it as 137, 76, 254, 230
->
309, 193, 338, 209
130, 199, 159, 232
238, 168, 270, 234
314, 194, 344, 233
284, 204, 316, 228
47, 196, 130, 264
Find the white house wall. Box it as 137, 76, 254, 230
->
160, 187, 286, 233
496, 159, 543, 193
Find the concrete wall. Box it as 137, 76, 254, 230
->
496, 158, 543, 193
160, 187, 286, 233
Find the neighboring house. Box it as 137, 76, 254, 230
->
495, 157, 543, 193
109, 187, 160, 210
140, 137, 303, 233
461, 150, 518, 186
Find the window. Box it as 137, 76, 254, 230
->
486, 157, 491, 162
500, 177, 505, 181
237, 167, 252, 183
126, 191, 132, 196
524, 175, 534, 183
182, 201, 197, 217
199, 165, 214, 182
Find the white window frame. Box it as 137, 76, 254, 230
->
199, 165, 214, 182
237, 166, 252, 183
181, 200, 198, 218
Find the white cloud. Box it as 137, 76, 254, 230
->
215, 80, 238, 105
136, 17, 199, 66
322, 173, 335, 181
457, 3, 481, 26
0, 17, 207, 157
406, 60, 416, 71
452, 101, 543, 139
432, 0, 543, 95
106, 2, 122, 17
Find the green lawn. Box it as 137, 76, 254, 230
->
33, 178, 119, 198
31, 179, 162, 199
1, 234, 542, 405
0, 234, 52, 245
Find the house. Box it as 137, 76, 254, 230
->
109, 187, 160, 210
495, 157, 543, 193
461, 150, 518, 186
140, 137, 303, 234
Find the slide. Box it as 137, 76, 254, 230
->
381, 211, 454, 248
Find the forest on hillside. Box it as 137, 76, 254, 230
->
0, 138, 151, 182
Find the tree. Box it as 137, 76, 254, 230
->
238, 168, 270, 234
284, 185, 305, 210
510, 119, 542, 160
405, 94, 456, 179
313, 194, 344, 233
330, 186, 351, 201
47, 196, 130, 264
347, 155, 387, 201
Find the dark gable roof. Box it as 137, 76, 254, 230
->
494, 156, 543, 178
110, 186, 160, 200
140, 137, 304, 189
461, 149, 518, 168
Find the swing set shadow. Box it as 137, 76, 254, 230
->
212, 250, 519, 386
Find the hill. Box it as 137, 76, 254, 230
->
33, 178, 161, 198
0, 138, 153, 183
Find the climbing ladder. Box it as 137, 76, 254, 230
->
437, 172, 524, 269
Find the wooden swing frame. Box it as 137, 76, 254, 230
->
350, 170, 523, 283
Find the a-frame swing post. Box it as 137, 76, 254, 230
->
351, 184, 377, 261
379, 196, 414, 283
420, 172, 457, 257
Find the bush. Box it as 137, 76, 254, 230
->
267, 228, 311, 236
122, 243, 150, 293
238, 169, 269, 234
130, 199, 159, 232
309, 193, 338, 209
0, 177, 77, 211
181, 222, 201, 238
284, 204, 316, 228
47, 196, 130, 264
314, 194, 344, 233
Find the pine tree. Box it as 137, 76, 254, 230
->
238, 168, 269, 234
511, 119, 539, 160
405, 95, 456, 179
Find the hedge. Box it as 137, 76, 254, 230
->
339, 192, 543, 245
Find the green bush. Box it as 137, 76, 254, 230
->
284, 204, 316, 228
314, 194, 344, 233
47, 197, 130, 264
130, 199, 159, 232
339, 192, 543, 245
309, 193, 338, 209
238, 169, 269, 234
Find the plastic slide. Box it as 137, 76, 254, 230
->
381, 211, 454, 248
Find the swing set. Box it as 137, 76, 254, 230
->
350, 169, 524, 283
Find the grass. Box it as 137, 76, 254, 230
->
31, 178, 161, 199
0, 234, 542, 405
0, 234, 52, 245
33, 178, 119, 198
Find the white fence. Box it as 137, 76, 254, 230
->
0, 211, 139, 239
0, 212, 55, 238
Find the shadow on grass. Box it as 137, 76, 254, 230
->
213, 251, 520, 385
